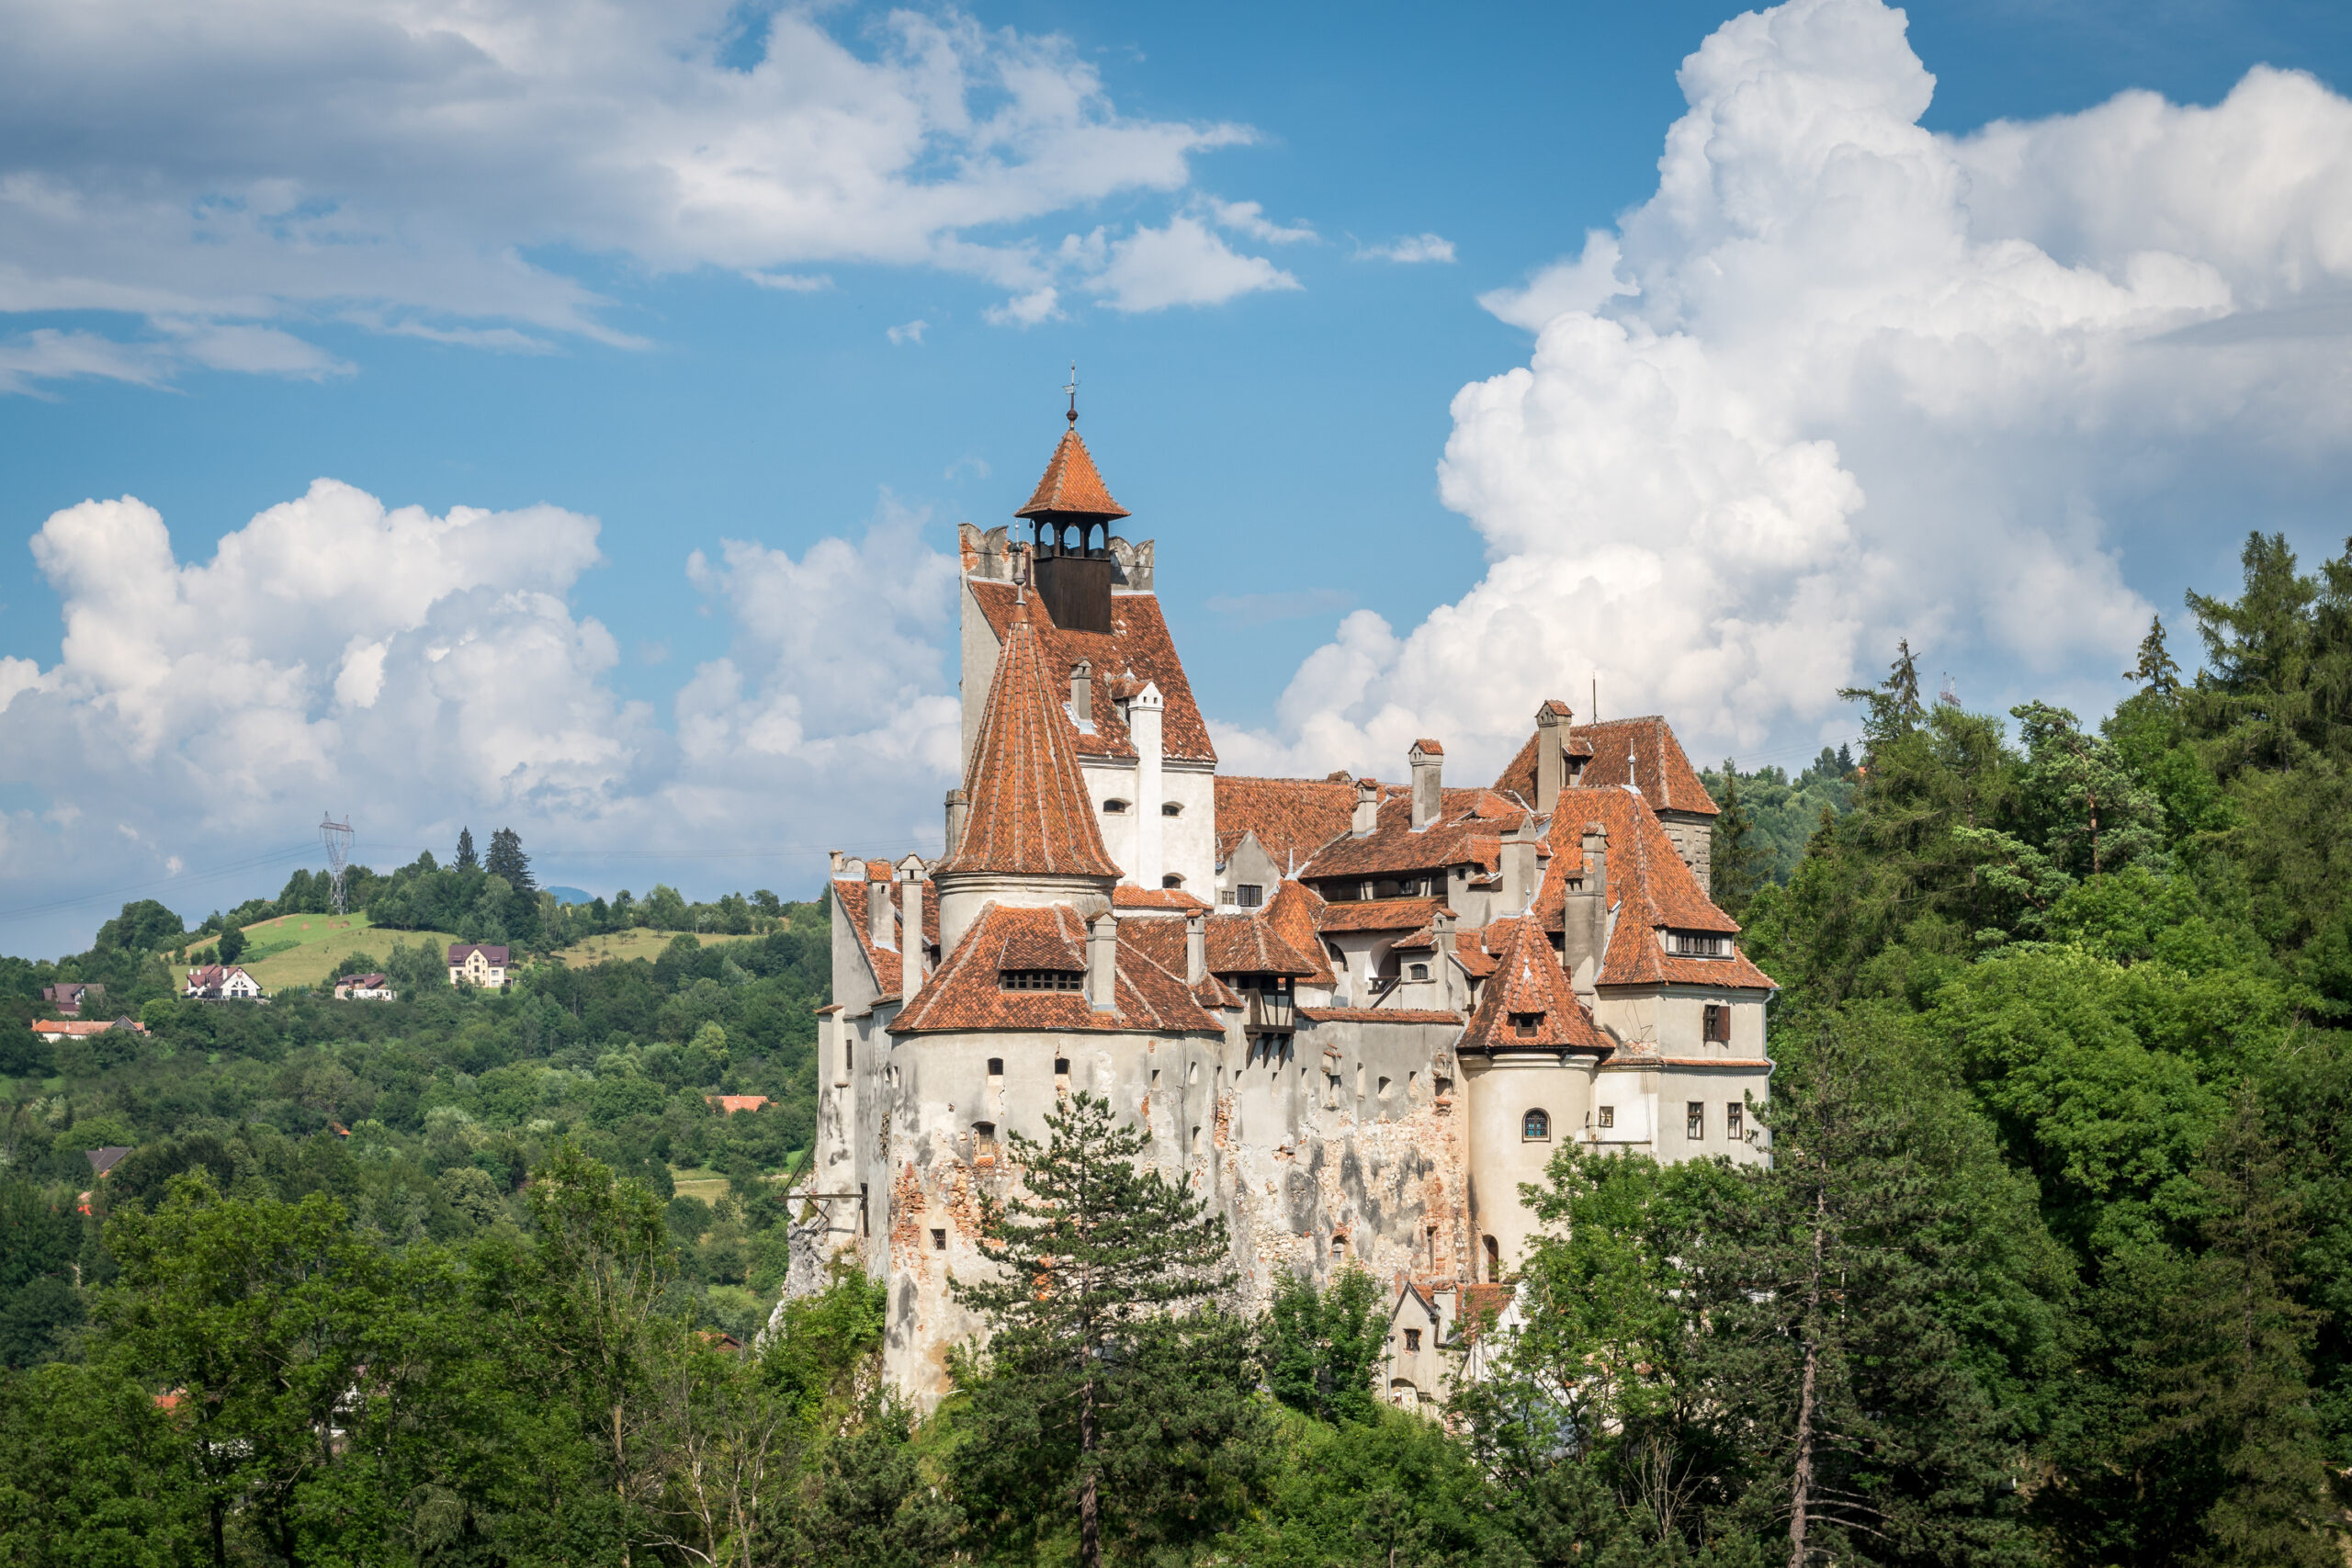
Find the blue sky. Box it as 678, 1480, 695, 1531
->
3, 0, 2351, 953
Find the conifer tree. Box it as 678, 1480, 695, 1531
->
1840, 638, 1926, 748
486, 827, 535, 892
2131, 1089, 2337, 1567
2127, 614, 2181, 696
948, 1092, 1262, 1568
454, 827, 479, 870
1711, 761, 1770, 918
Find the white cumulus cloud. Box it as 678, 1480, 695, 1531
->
0, 0, 1281, 389
1218, 0, 2352, 784
1083, 214, 1303, 312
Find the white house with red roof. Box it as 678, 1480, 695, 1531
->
183, 964, 264, 1000
805, 409, 1774, 1407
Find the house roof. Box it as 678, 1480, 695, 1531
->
85, 1145, 132, 1177
1459, 915, 1612, 1055
1296, 1007, 1464, 1025
1202, 910, 1327, 976
1114, 916, 1245, 1009
707, 1095, 770, 1114
448, 944, 511, 964
831, 873, 941, 997
1262, 880, 1336, 983
933, 604, 1123, 882
1112, 886, 1210, 911
1214, 775, 1369, 869
38, 1018, 149, 1036
1313, 897, 1444, 934
1529, 788, 1774, 990
1570, 717, 1719, 817
1015, 427, 1130, 520
337, 974, 389, 987
968, 581, 1216, 765
889, 903, 1225, 1036
1299, 786, 1527, 882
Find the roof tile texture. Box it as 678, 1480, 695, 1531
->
933, 607, 1123, 881
969, 581, 1215, 765
889, 903, 1224, 1035
1301, 787, 1524, 882
1459, 915, 1613, 1054
1016, 428, 1130, 519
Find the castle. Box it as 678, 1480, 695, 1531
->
805, 412, 1775, 1404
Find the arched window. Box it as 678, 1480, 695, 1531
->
1408, 963, 1430, 981
1522, 1108, 1551, 1142
1161, 874, 1184, 889
1102, 798, 1130, 814
1160, 801, 1183, 816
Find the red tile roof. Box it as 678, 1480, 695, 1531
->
1203, 911, 1326, 976
1263, 880, 1337, 983
1112, 886, 1209, 910
969, 581, 1215, 765
36, 1018, 148, 1036
1570, 717, 1719, 816
1296, 1007, 1464, 1024
890, 903, 1224, 1036
1299, 787, 1526, 882
1016, 428, 1130, 519
1115, 916, 1245, 1008
1459, 916, 1613, 1055
832, 873, 941, 998
933, 604, 1123, 882
1215, 775, 1369, 869
706, 1095, 770, 1114
1529, 789, 1773, 990
1314, 897, 1445, 933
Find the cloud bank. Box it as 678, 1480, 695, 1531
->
1217, 0, 2352, 784
0, 0, 1298, 389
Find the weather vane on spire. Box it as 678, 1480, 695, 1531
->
1064, 361, 1079, 425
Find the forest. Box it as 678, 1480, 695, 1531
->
1, 530, 2349, 1565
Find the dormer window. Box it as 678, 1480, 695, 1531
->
1161, 874, 1184, 889
1510, 1012, 1541, 1038
1102, 799, 1130, 814
1001, 969, 1083, 991
1666, 931, 1731, 958
1160, 801, 1182, 817
1234, 883, 1263, 908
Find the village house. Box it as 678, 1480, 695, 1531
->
800, 410, 1774, 1407
447, 944, 510, 988
34, 1016, 149, 1044
334, 973, 396, 1000
183, 964, 265, 1001
39, 982, 103, 1016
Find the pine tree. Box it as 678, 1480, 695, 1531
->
486, 828, 535, 892
1839, 638, 1927, 748
2128, 615, 2182, 696
2131, 1089, 2337, 1567
948, 1092, 1263, 1568
1711, 761, 1770, 918
454, 827, 479, 871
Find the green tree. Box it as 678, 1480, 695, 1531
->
946, 1092, 1264, 1568
1263, 1265, 1385, 1426
1839, 637, 1926, 748
486, 827, 536, 893
1712, 761, 1771, 919
2128, 1089, 2338, 1566
454, 827, 478, 871
213, 926, 245, 966
2128, 614, 2182, 696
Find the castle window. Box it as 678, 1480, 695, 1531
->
1408, 963, 1429, 981
1161, 874, 1184, 889
1510, 1011, 1542, 1038
1161, 801, 1183, 817
1522, 1108, 1551, 1141
1727, 1102, 1745, 1140
1704, 1003, 1731, 1043
1687, 1102, 1706, 1140
931, 1229, 947, 1252
1404, 1327, 1421, 1352
1102, 798, 1130, 814
1001, 969, 1082, 991
1597, 1105, 1615, 1129
1235, 883, 1263, 908
1668, 931, 1729, 958
1374, 879, 1401, 898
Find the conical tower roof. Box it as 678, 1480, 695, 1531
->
934, 604, 1123, 880
1016, 428, 1130, 520
1461, 916, 1611, 1053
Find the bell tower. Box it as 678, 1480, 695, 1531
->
1015, 397, 1128, 636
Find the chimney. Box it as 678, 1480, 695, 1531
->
1534, 701, 1570, 815
1431, 908, 1459, 1010
828, 850, 848, 878
1186, 909, 1208, 986
1409, 740, 1443, 830
944, 789, 970, 856
1133, 682, 1166, 886
868, 873, 895, 951
1087, 911, 1120, 1012
1562, 823, 1609, 993
1069, 660, 1092, 729
1499, 817, 1540, 912
1353, 778, 1381, 835
897, 856, 928, 999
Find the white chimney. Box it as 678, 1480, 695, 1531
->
1533, 701, 1570, 815
1185, 909, 1207, 987
1132, 682, 1166, 888
1069, 659, 1093, 729
1409, 739, 1443, 830
1352, 778, 1381, 835
868, 874, 895, 951
896, 855, 928, 1000
1087, 911, 1120, 1012
1499, 818, 1540, 912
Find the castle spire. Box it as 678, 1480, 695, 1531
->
1017, 397, 1127, 634
933, 604, 1122, 882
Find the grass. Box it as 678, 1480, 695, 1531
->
549, 928, 769, 968
198, 914, 462, 993
668, 1149, 810, 1206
